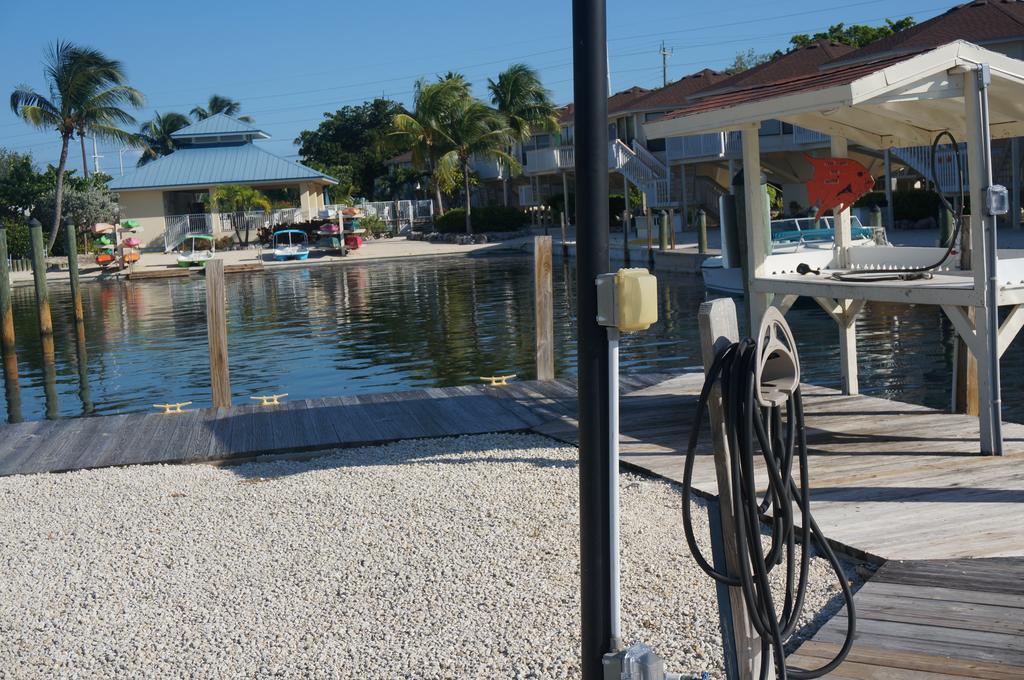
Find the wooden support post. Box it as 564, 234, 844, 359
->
621, 209, 630, 266
698, 297, 769, 680
884, 148, 895, 234
0, 224, 20, 424
697, 208, 708, 254
534, 236, 554, 381
560, 211, 569, 255
205, 259, 232, 408
64, 220, 85, 329
740, 127, 769, 332
0, 224, 15, 359
830, 136, 853, 267
669, 208, 676, 250
659, 211, 669, 251
645, 208, 653, 262
813, 297, 863, 395
680, 163, 690, 230
963, 68, 998, 454
28, 221, 54, 364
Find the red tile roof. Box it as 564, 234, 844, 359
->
832, 0, 1024, 65
608, 86, 652, 115
697, 40, 856, 97
627, 69, 728, 110
656, 52, 917, 123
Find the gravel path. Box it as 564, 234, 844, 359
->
0, 433, 855, 679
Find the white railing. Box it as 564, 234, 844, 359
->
666, 132, 727, 160
631, 140, 668, 176
525, 146, 574, 174
893, 144, 968, 194
471, 156, 505, 180
218, 211, 269, 237
163, 213, 213, 252
270, 207, 303, 226
324, 200, 434, 232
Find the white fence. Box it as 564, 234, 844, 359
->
323, 200, 434, 233
164, 209, 306, 251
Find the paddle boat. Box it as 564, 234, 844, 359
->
701, 215, 885, 296
177, 234, 216, 268
272, 229, 310, 261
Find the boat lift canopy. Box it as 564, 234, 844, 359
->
645, 40, 1024, 455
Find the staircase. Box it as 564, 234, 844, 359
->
163, 213, 214, 252
611, 139, 672, 207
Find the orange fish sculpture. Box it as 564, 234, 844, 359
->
804, 154, 876, 220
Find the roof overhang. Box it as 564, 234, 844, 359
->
112, 176, 337, 193
644, 41, 1024, 150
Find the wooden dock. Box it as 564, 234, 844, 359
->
0, 372, 1022, 676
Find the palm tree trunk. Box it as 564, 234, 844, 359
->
47, 134, 72, 254
434, 182, 445, 217
80, 134, 89, 179
464, 165, 472, 234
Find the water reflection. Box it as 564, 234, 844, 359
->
0, 254, 1022, 423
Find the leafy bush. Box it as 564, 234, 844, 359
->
434, 205, 528, 233
360, 214, 389, 235
1, 218, 31, 259
545, 192, 575, 221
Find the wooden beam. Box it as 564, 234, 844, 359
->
771, 293, 799, 315
997, 304, 1024, 358
942, 305, 981, 356
534, 236, 554, 381
830, 136, 853, 267
697, 298, 770, 680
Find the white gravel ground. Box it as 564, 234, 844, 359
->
0, 433, 856, 679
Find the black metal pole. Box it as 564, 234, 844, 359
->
572, 0, 612, 676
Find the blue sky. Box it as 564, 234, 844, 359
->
1, 0, 952, 174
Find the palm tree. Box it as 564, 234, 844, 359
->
435, 98, 518, 233
488, 64, 558, 206
207, 184, 272, 245
191, 95, 253, 123
137, 111, 191, 166
390, 76, 469, 216
10, 41, 144, 252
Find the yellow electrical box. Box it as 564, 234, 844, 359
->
596, 268, 658, 332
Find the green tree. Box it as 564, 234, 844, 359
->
790, 18, 915, 49
488, 64, 558, 206
35, 169, 119, 251
191, 94, 252, 122
10, 41, 143, 252
435, 97, 518, 234
295, 98, 405, 199
0, 149, 46, 220
390, 76, 470, 215
206, 184, 272, 245
137, 111, 192, 166
724, 48, 780, 75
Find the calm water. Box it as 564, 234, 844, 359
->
3, 254, 1023, 423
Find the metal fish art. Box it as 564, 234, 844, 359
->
804, 154, 876, 220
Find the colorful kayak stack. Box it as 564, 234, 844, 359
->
90, 220, 143, 270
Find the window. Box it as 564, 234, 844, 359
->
646, 138, 666, 153
759, 120, 783, 137
534, 134, 551, 149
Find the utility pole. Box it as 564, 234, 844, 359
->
660, 41, 673, 87
91, 136, 103, 175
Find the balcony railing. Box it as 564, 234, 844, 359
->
666, 133, 726, 160
525, 146, 574, 174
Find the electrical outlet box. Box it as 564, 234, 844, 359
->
596, 268, 658, 332
986, 185, 1009, 216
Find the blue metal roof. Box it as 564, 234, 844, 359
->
109, 143, 337, 190
170, 113, 268, 140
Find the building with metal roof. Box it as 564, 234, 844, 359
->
110, 114, 337, 250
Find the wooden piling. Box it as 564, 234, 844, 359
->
669, 208, 676, 250
559, 211, 568, 255
698, 297, 770, 679
64, 220, 85, 328
646, 208, 653, 252
621, 209, 630, 266
0, 224, 15, 358
205, 259, 232, 408
698, 209, 708, 254
954, 217, 978, 415
28, 221, 55, 364
534, 236, 554, 381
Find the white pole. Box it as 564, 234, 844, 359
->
607, 327, 621, 648
91, 136, 102, 174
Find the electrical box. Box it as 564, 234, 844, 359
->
986, 185, 1009, 217
596, 268, 658, 332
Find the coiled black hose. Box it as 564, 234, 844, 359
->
681, 340, 856, 679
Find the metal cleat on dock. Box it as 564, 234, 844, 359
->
153, 401, 192, 414
250, 394, 288, 406
479, 375, 516, 387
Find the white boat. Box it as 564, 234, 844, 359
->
272, 230, 310, 261
177, 234, 217, 268
702, 216, 884, 296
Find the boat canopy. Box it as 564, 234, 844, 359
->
273, 229, 308, 237
184, 234, 215, 241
